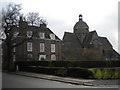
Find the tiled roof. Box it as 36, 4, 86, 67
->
83, 31, 96, 47
63, 32, 82, 48
11, 24, 60, 40
99, 37, 112, 50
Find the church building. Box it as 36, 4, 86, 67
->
62, 14, 119, 61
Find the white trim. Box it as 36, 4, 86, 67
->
51, 44, 55, 52
39, 55, 46, 60
27, 31, 32, 38
13, 43, 16, 52
51, 54, 56, 60
40, 43, 45, 52
50, 34, 55, 40
27, 42, 32, 52
39, 32, 45, 39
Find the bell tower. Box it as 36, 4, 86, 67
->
73, 14, 89, 43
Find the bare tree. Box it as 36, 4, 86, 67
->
26, 12, 40, 26
2, 3, 21, 32
1, 3, 22, 71
26, 12, 47, 26
2, 4, 48, 71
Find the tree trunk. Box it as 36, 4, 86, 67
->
7, 43, 15, 71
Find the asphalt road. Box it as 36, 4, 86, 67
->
2, 72, 93, 88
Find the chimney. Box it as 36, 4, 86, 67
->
40, 23, 46, 28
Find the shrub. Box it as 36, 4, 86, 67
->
88, 67, 120, 79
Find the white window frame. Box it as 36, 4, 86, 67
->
27, 42, 32, 52
51, 44, 55, 52
51, 54, 56, 60
40, 43, 45, 52
50, 34, 55, 40
39, 32, 45, 39
39, 55, 46, 60
27, 31, 32, 38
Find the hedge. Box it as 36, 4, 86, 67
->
18, 66, 93, 79
16, 60, 120, 68
15, 60, 120, 79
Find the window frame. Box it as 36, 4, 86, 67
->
27, 31, 32, 38
51, 54, 56, 60
27, 53, 33, 61
39, 55, 46, 61
39, 32, 45, 39
13, 43, 16, 52
51, 44, 55, 53
40, 43, 45, 52
50, 34, 55, 40
27, 42, 33, 52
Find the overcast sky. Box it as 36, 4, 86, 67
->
0, 0, 119, 52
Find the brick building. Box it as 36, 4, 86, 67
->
3, 17, 62, 62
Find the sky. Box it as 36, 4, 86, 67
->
0, 0, 119, 52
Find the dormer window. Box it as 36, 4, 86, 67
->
27, 31, 32, 38
13, 32, 19, 37
50, 34, 55, 40
39, 32, 45, 39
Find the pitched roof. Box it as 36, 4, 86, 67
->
63, 32, 82, 48
83, 31, 96, 47
11, 24, 60, 40
99, 37, 112, 50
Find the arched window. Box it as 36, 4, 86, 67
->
51, 54, 56, 60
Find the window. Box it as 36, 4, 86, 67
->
27, 42, 32, 51
40, 43, 45, 52
27, 54, 32, 61
13, 55, 16, 62
51, 44, 55, 52
27, 31, 32, 38
50, 34, 55, 40
13, 32, 19, 37
13, 43, 16, 52
39, 32, 45, 39
39, 55, 46, 60
51, 54, 56, 60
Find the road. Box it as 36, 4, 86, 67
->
2, 72, 93, 88
2, 72, 119, 89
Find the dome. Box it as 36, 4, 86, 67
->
73, 15, 89, 30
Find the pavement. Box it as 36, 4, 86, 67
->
3, 71, 120, 88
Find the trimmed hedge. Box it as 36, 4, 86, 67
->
15, 60, 120, 79
17, 65, 120, 79
18, 66, 93, 79
16, 60, 120, 68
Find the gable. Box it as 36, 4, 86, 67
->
63, 32, 82, 48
